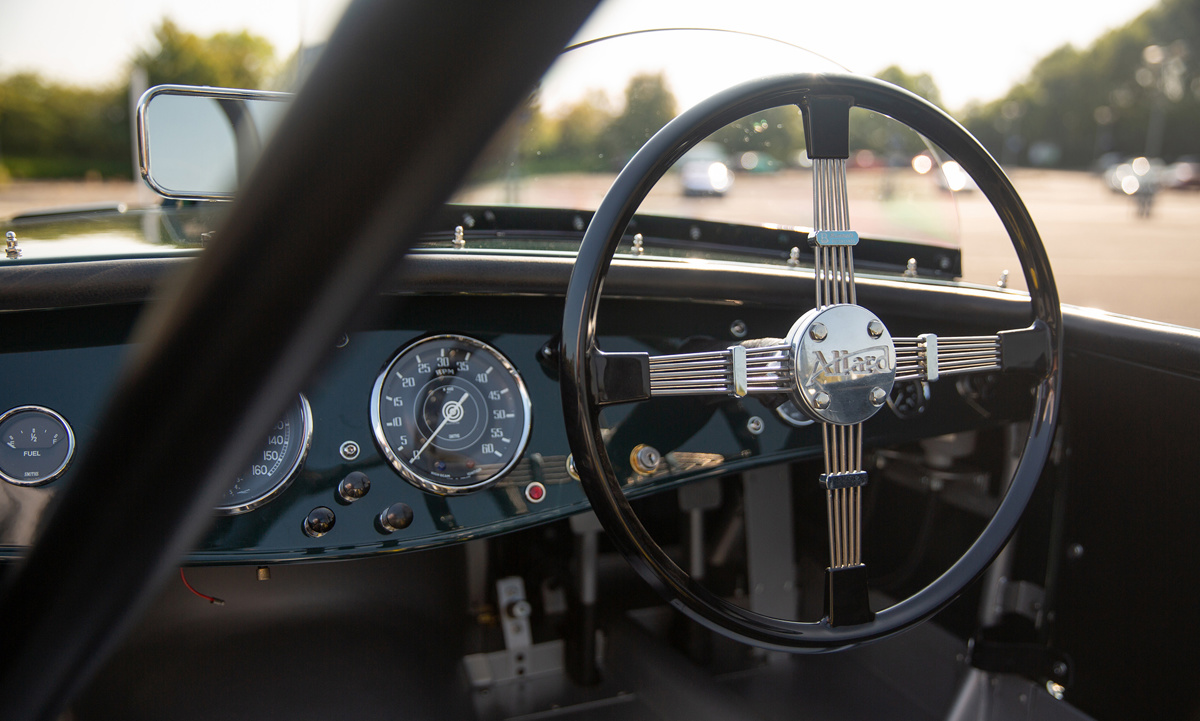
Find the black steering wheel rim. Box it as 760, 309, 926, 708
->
560, 73, 1062, 651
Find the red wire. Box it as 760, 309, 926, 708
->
180, 568, 225, 605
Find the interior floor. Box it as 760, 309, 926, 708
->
69, 534, 1090, 721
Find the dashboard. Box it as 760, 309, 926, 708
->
0, 249, 1031, 565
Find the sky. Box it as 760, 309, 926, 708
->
0, 0, 1161, 111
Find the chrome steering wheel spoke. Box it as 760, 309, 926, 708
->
893, 324, 1051, 382
647, 342, 792, 397
806, 96, 876, 625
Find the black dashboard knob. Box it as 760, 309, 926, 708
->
337, 472, 371, 502
302, 507, 336, 538
378, 502, 414, 533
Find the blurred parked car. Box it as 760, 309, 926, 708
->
678, 141, 734, 196
1167, 155, 1200, 190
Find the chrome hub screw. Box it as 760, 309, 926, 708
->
867, 319, 884, 338
809, 323, 827, 342
813, 391, 831, 410
869, 387, 887, 406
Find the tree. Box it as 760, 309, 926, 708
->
601, 73, 678, 167
875, 65, 944, 108
0, 73, 127, 178
711, 105, 806, 166
844, 67, 946, 160
963, 0, 1200, 168
549, 91, 613, 171
133, 19, 276, 89
0, 19, 278, 178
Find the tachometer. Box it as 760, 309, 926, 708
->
215, 394, 313, 515
371, 335, 532, 495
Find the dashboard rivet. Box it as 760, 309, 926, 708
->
453, 225, 466, 250
5, 232, 21, 260
730, 319, 748, 338
869, 387, 887, 406
867, 319, 884, 339
632, 233, 644, 256
788, 246, 801, 267
746, 416, 764, 435
339, 441, 360, 461
809, 323, 828, 342
813, 391, 831, 410
336, 334, 350, 348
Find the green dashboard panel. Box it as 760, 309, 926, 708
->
0, 296, 829, 563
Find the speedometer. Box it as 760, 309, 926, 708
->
370, 335, 532, 495
215, 394, 312, 515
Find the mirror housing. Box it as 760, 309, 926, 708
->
136, 85, 292, 200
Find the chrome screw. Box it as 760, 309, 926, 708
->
813, 391, 831, 410
730, 319, 748, 338
867, 319, 884, 339
787, 246, 801, 267
809, 323, 828, 342
869, 387, 887, 406
339, 441, 360, 461
632, 233, 644, 256
746, 416, 764, 435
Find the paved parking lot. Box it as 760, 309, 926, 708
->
5, 168, 1199, 327
460, 167, 1200, 328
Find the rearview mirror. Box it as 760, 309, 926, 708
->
136, 85, 292, 200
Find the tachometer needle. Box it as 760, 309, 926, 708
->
410, 391, 469, 463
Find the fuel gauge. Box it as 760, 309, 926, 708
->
0, 406, 75, 486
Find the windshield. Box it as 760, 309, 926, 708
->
453, 29, 961, 250
2, 0, 1197, 328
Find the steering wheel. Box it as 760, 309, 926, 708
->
561, 73, 1061, 651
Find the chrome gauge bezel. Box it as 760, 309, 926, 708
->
0, 405, 76, 486
214, 394, 313, 516
370, 334, 534, 496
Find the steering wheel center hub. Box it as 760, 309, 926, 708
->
789, 304, 896, 425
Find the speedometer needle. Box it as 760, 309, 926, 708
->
411, 391, 469, 463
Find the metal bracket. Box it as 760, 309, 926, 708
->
994, 578, 1045, 624
808, 229, 859, 247
497, 576, 532, 651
